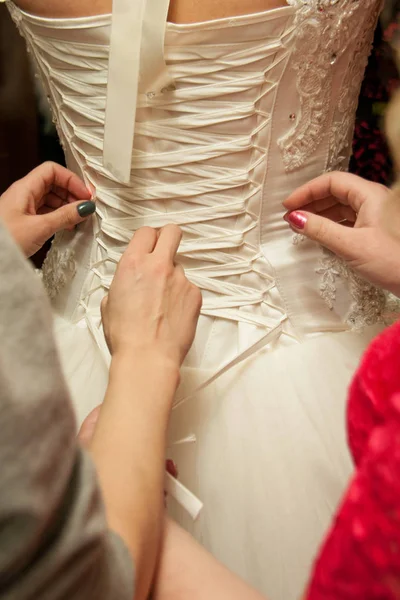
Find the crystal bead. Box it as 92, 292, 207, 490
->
161, 84, 176, 94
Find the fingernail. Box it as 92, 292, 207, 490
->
284, 211, 307, 230
77, 201, 96, 218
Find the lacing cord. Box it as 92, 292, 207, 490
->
79, 34, 291, 439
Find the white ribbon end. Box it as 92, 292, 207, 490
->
165, 472, 203, 520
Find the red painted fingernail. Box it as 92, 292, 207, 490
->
166, 459, 178, 479
284, 211, 307, 230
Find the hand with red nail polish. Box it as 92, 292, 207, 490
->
0, 161, 95, 257
283, 171, 400, 298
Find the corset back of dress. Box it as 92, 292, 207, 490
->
6, 0, 388, 373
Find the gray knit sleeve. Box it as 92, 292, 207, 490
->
0, 222, 134, 600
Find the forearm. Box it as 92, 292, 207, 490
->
89, 352, 179, 600
153, 519, 268, 600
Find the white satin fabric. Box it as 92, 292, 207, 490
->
6, 1, 387, 598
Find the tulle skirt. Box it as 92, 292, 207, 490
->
53, 314, 382, 599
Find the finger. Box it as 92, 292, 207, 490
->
41, 200, 96, 237
41, 184, 69, 206
128, 227, 158, 256
48, 183, 93, 206
50, 184, 74, 203
284, 210, 365, 261
37, 207, 75, 231
42, 192, 65, 210
42, 187, 89, 210
38, 192, 70, 213
175, 263, 185, 276
292, 196, 340, 217
318, 204, 357, 223
174, 263, 187, 281
18, 162, 91, 209
37, 205, 76, 231
37, 206, 54, 215
305, 195, 338, 215
154, 224, 182, 261
283, 171, 382, 214
78, 406, 102, 448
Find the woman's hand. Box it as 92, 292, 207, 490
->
101, 225, 202, 367
91, 228, 201, 600
283, 171, 400, 297
0, 161, 96, 257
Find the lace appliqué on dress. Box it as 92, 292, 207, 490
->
284, 0, 385, 327
40, 239, 76, 299
317, 248, 400, 330
317, 1, 388, 330
327, 2, 382, 171
4, 1, 22, 26
280, 0, 380, 172
292, 233, 306, 245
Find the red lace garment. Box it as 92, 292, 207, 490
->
306, 321, 400, 600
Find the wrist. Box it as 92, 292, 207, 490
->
112, 345, 179, 369
110, 348, 181, 393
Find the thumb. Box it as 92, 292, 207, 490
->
42, 200, 96, 236
284, 210, 363, 261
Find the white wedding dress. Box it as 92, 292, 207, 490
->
7, 0, 393, 598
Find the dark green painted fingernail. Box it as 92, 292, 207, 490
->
77, 201, 96, 218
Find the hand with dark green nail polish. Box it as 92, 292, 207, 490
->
0, 161, 95, 257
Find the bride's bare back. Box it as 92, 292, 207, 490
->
11, 0, 289, 22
